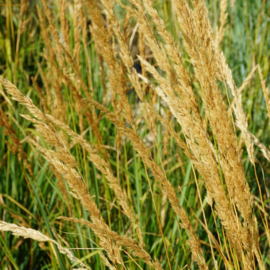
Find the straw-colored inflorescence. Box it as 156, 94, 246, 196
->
86, 98, 208, 270
0, 0, 268, 269
0, 105, 32, 175
0, 77, 164, 270
113, 0, 263, 266
46, 114, 145, 249
0, 76, 122, 267
0, 221, 90, 270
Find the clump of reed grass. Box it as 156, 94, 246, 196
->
0, 0, 269, 269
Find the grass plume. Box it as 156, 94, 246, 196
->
0, 0, 269, 269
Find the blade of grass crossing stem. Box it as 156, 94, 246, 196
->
89, 129, 101, 269
0, 234, 19, 270
124, 139, 132, 202
133, 148, 142, 228
5, 149, 10, 201
4, 37, 12, 81
103, 174, 112, 228
144, 163, 173, 270
89, 128, 100, 208
27, 172, 66, 270
169, 161, 192, 265
170, 161, 192, 250
179, 161, 192, 207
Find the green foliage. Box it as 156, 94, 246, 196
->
0, 0, 269, 269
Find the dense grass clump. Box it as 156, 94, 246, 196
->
0, 0, 270, 269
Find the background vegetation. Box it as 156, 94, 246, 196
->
0, 0, 269, 269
